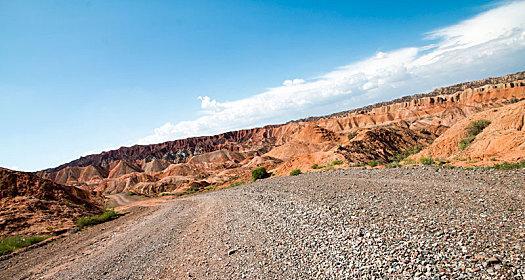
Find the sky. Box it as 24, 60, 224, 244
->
1, 0, 525, 171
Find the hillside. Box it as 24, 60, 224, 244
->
0, 168, 101, 236
416, 99, 525, 164
39, 72, 525, 195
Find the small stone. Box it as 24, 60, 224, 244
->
487, 256, 501, 266
474, 254, 486, 262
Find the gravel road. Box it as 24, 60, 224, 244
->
1, 167, 524, 279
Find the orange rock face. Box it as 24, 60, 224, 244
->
0, 168, 101, 236
38, 72, 525, 195
416, 100, 525, 165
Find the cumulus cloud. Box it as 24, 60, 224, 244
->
138, 1, 525, 145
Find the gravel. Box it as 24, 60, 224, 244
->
1, 166, 523, 279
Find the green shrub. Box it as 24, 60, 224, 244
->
492, 160, 525, 170
420, 157, 434, 165
330, 160, 344, 166
347, 132, 358, 141
290, 169, 302, 176
252, 167, 270, 181
76, 210, 119, 229
389, 145, 422, 163
228, 181, 244, 188
186, 184, 202, 194
367, 160, 380, 167
158, 192, 175, 196
459, 120, 491, 150
0, 235, 50, 256
311, 164, 321, 169
458, 138, 472, 150
386, 162, 402, 168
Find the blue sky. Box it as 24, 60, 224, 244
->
1, 0, 525, 171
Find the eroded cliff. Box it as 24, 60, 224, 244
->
39, 72, 525, 195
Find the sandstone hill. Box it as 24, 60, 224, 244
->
416, 99, 525, 165
38, 72, 525, 195
0, 168, 101, 236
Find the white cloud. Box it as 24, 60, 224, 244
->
139, 1, 525, 145
282, 79, 305, 86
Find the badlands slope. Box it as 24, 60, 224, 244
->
39, 71, 525, 195
0, 168, 101, 236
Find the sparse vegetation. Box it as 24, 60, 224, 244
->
310, 160, 344, 171
508, 97, 520, 104
0, 235, 50, 256
384, 145, 423, 168
159, 192, 175, 196
290, 169, 302, 176
389, 146, 422, 163
347, 132, 358, 141
76, 209, 119, 229
419, 157, 435, 165
186, 184, 202, 193
385, 161, 402, 168
228, 181, 244, 188
330, 160, 344, 166
367, 160, 380, 167
459, 119, 491, 150
252, 167, 270, 181
491, 160, 525, 170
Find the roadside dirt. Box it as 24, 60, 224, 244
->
1, 167, 523, 279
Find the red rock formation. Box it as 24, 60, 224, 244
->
416, 100, 525, 164
38, 72, 525, 195
0, 168, 101, 236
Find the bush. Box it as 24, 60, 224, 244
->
76, 210, 119, 229
290, 169, 302, 176
492, 160, 525, 170
367, 160, 380, 167
458, 138, 472, 150
252, 167, 270, 181
0, 235, 50, 256
330, 160, 344, 166
388, 145, 422, 163
386, 162, 402, 168
420, 157, 434, 165
311, 164, 321, 169
508, 97, 520, 104
459, 120, 491, 150
228, 181, 244, 188
347, 132, 358, 141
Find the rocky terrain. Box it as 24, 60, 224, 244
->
1, 167, 523, 279
416, 99, 525, 164
0, 168, 101, 236
37, 72, 525, 196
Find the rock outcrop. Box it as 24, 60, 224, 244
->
38, 71, 525, 195
0, 168, 101, 236
416, 99, 525, 164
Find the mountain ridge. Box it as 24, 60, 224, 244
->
44, 71, 525, 172
38, 71, 525, 196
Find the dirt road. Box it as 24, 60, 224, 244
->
1, 167, 524, 279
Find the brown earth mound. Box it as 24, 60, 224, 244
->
0, 168, 101, 236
